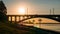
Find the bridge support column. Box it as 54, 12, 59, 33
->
19, 16, 21, 22
15, 16, 17, 23
11, 16, 12, 23
23, 16, 25, 20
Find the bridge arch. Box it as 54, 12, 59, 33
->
18, 17, 60, 23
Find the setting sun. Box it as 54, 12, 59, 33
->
18, 7, 26, 14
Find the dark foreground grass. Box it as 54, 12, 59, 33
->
0, 21, 60, 34
0, 22, 35, 34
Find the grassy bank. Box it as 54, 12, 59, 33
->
0, 21, 36, 34
0, 21, 60, 34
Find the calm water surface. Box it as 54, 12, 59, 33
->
18, 18, 60, 32
22, 23, 60, 32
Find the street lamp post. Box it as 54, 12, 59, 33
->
26, 8, 28, 15
50, 9, 51, 15
53, 8, 54, 15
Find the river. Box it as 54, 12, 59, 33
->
18, 18, 60, 32
21, 23, 60, 32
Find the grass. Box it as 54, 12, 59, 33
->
0, 21, 60, 34
0, 21, 36, 34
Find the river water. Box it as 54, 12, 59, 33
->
21, 23, 60, 32
18, 18, 60, 32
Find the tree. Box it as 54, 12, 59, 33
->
0, 0, 7, 22
38, 19, 42, 27
32, 20, 35, 23
38, 19, 42, 24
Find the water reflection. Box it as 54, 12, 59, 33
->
18, 18, 60, 32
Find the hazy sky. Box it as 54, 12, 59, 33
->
3, 0, 60, 15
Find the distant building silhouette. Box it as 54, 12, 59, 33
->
0, 0, 7, 22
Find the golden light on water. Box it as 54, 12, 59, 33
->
18, 7, 26, 14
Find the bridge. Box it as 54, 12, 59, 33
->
7, 15, 60, 23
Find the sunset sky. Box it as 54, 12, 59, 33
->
3, 0, 60, 15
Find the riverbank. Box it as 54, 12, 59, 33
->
0, 22, 60, 34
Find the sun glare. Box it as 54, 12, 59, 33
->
18, 7, 26, 14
